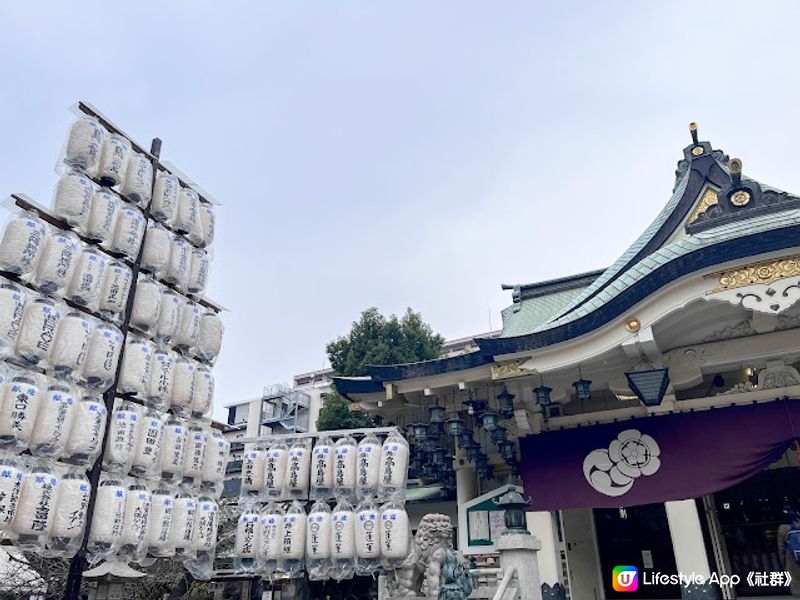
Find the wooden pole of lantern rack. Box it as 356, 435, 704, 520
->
62, 134, 162, 600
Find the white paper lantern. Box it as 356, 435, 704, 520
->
188, 248, 209, 295
30, 383, 77, 459
194, 497, 219, 553
0, 282, 25, 354
85, 188, 119, 243
97, 134, 131, 187
166, 237, 191, 293
175, 188, 201, 239
182, 424, 208, 484
141, 224, 171, 276
199, 204, 215, 248
119, 337, 154, 398
380, 503, 410, 567
63, 116, 105, 173
89, 479, 126, 548
148, 350, 175, 411
280, 501, 307, 570
330, 499, 356, 581
33, 232, 79, 295
98, 262, 132, 320
12, 466, 59, 543
50, 472, 91, 543
64, 396, 107, 466
16, 298, 62, 366
310, 437, 335, 500
110, 206, 145, 259
82, 323, 122, 390
147, 489, 175, 556
0, 214, 47, 275
103, 401, 139, 473
67, 246, 107, 310
53, 172, 93, 230
0, 375, 41, 452
120, 483, 151, 551
160, 417, 187, 483
356, 434, 381, 500
0, 458, 24, 533
264, 441, 288, 498
171, 357, 195, 416
235, 508, 260, 568
175, 300, 201, 352
201, 429, 229, 490
355, 500, 381, 575
196, 311, 223, 363
306, 501, 332, 580
241, 446, 266, 498
191, 365, 214, 418
131, 409, 164, 479
155, 289, 182, 345
50, 311, 92, 377
130, 277, 162, 335
284, 439, 311, 499
258, 503, 283, 575
151, 172, 180, 225
169, 493, 197, 556
121, 152, 153, 207
334, 436, 357, 500
378, 431, 410, 502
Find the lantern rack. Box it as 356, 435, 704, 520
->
237, 425, 400, 446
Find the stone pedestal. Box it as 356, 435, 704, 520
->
497, 533, 544, 600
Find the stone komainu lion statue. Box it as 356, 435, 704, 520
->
387, 513, 455, 598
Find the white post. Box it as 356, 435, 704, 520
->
497, 532, 544, 600
454, 452, 477, 555
665, 500, 714, 597
526, 511, 562, 590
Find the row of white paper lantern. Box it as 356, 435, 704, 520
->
85, 476, 220, 580
0, 211, 214, 320
104, 399, 229, 495
53, 173, 215, 296
234, 498, 409, 580
240, 431, 409, 504
61, 117, 215, 249
119, 337, 215, 416
0, 276, 222, 382
0, 456, 220, 579
0, 366, 107, 460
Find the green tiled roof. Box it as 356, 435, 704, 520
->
533, 207, 800, 332
500, 286, 587, 337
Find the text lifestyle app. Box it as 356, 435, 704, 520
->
613, 566, 639, 592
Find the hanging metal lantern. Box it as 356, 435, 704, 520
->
432, 448, 447, 465
445, 413, 465, 437
429, 421, 444, 437
499, 440, 516, 460
534, 385, 553, 407
410, 422, 428, 440
465, 441, 481, 462
625, 368, 670, 407
459, 429, 474, 447
429, 401, 446, 423
573, 377, 592, 400
480, 410, 498, 431
463, 398, 486, 417
497, 388, 515, 418
422, 437, 436, 453
491, 425, 507, 445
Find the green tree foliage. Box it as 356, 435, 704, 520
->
326, 307, 445, 377
316, 390, 375, 431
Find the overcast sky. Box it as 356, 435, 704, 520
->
3, 2, 800, 420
